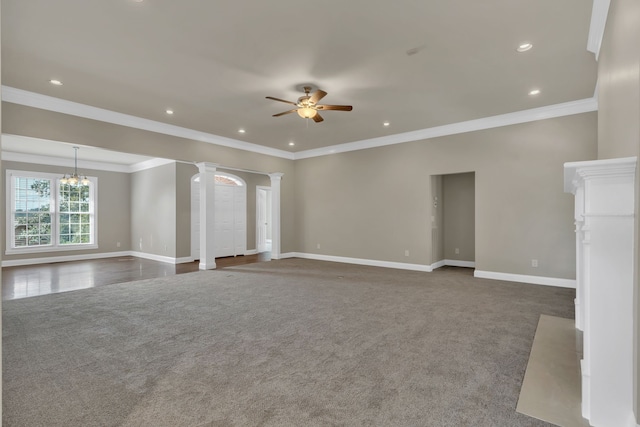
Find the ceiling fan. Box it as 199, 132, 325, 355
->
266, 86, 353, 123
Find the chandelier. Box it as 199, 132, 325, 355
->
60, 146, 90, 186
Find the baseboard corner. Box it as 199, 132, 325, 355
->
474, 270, 576, 289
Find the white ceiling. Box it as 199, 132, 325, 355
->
1, 0, 597, 154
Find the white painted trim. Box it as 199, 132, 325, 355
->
564, 156, 637, 193
288, 252, 432, 272
129, 251, 185, 265
431, 259, 475, 270
1, 86, 295, 161
128, 158, 176, 173
587, 0, 611, 60
431, 260, 446, 270
2, 86, 598, 162
244, 249, 258, 256
294, 98, 598, 159
1, 251, 131, 267
175, 256, 195, 264
474, 270, 576, 289
444, 259, 476, 268
277, 252, 297, 259
2, 150, 132, 173
2, 136, 178, 174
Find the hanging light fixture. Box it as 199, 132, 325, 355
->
60, 147, 90, 186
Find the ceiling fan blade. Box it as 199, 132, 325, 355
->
312, 113, 324, 123
266, 96, 297, 106
316, 104, 353, 111
309, 90, 327, 105
273, 109, 298, 117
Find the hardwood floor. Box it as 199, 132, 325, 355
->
1, 252, 271, 301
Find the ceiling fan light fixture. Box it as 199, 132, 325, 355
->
297, 107, 317, 119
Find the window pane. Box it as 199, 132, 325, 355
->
12, 178, 52, 248
58, 182, 92, 245
11, 175, 95, 250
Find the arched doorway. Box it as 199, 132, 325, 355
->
191, 172, 247, 259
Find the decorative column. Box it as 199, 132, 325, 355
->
564, 157, 637, 427
268, 173, 284, 259
197, 162, 218, 270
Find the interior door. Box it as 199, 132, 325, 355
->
215, 185, 235, 257
191, 175, 247, 260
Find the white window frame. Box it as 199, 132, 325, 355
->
5, 170, 99, 254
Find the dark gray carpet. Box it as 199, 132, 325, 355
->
2, 259, 573, 426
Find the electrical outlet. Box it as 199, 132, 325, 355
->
316, 243, 321, 249
455, 248, 460, 254
405, 250, 410, 257
116, 241, 121, 248
532, 259, 539, 268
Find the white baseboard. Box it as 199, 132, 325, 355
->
276, 252, 297, 259
431, 259, 476, 270
287, 252, 432, 272
474, 270, 576, 289
130, 251, 194, 265
444, 259, 476, 268
430, 260, 446, 270
1, 251, 132, 267
1, 250, 264, 267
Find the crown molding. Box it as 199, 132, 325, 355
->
2, 147, 177, 174
587, 0, 611, 60
2, 86, 598, 163
1, 86, 295, 161
294, 97, 598, 160
128, 158, 176, 173
1, 150, 132, 173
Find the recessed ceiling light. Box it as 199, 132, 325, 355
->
288, 142, 295, 146
165, 109, 174, 115
529, 89, 541, 96
49, 79, 63, 86
517, 43, 533, 53
383, 122, 390, 127
238, 129, 246, 133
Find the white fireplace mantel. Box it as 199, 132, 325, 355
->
564, 156, 637, 427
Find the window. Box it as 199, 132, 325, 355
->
6, 170, 98, 253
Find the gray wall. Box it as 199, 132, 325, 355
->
131, 162, 176, 258
2, 160, 132, 261
597, 0, 640, 415
2, 103, 297, 254
443, 172, 475, 262
176, 162, 195, 259
295, 113, 597, 278
430, 175, 444, 264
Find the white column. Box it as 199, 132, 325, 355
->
197, 162, 218, 270
268, 173, 283, 259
